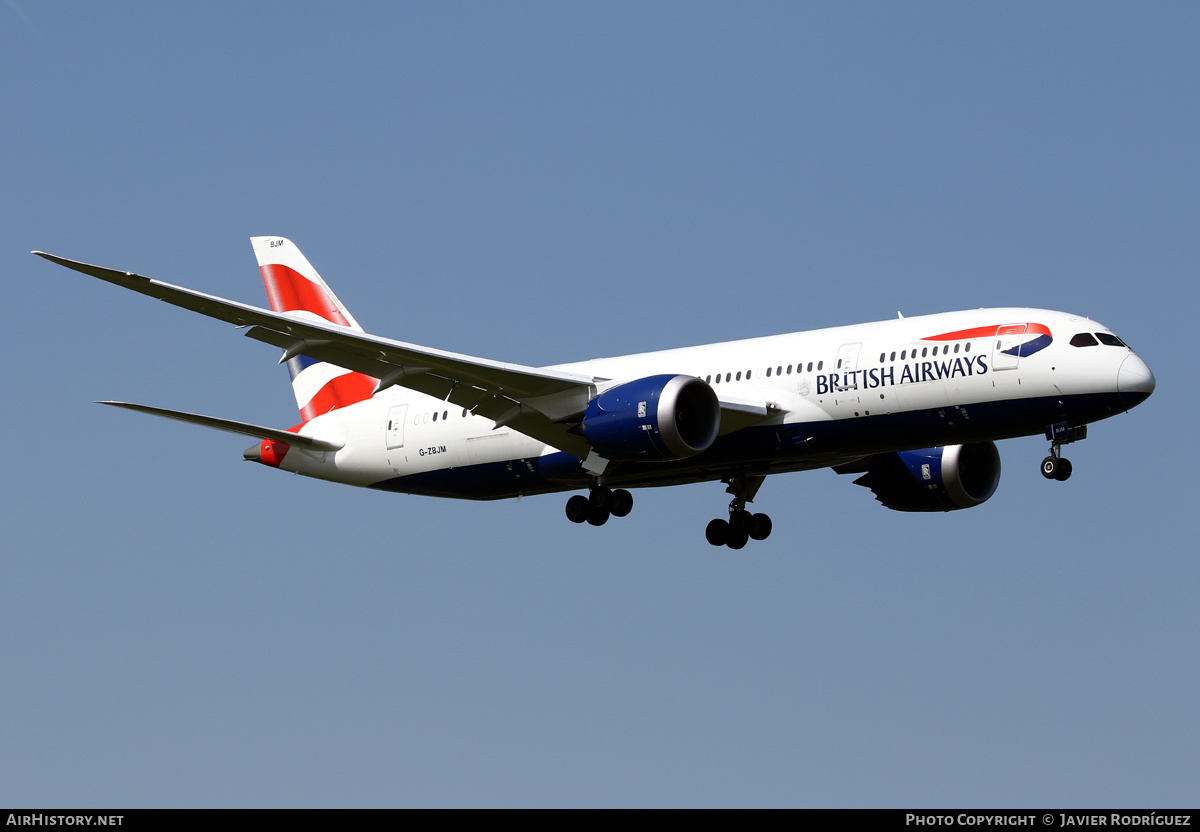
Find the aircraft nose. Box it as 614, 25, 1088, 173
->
1118, 354, 1156, 408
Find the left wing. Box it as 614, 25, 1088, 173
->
36, 251, 781, 459
35, 251, 598, 457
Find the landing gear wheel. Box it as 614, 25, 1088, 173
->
749, 513, 772, 541
610, 489, 634, 517
705, 519, 729, 546
586, 507, 610, 526
714, 479, 770, 548
1041, 456, 1060, 479
589, 487, 612, 509
565, 495, 590, 523
1054, 458, 1073, 481
728, 509, 754, 534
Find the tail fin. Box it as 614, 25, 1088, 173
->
251, 236, 376, 423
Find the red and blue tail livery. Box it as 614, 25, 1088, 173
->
251, 237, 376, 423
34, 238, 1155, 549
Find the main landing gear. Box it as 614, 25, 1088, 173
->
705, 500, 772, 549
1041, 423, 1087, 482
704, 474, 771, 549
565, 486, 634, 527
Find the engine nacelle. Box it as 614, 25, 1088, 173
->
581, 374, 720, 461
852, 442, 1001, 512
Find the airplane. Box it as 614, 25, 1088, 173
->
34, 237, 1156, 549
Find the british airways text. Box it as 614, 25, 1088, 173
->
816, 355, 989, 396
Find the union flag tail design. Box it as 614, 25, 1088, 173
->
251, 236, 377, 423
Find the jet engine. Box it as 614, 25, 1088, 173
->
850, 442, 1001, 512
581, 374, 720, 461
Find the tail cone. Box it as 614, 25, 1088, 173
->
244, 438, 289, 467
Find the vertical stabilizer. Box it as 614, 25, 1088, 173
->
251, 237, 376, 422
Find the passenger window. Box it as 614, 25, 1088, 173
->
1071, 333, 1099, 347
432, 411, 438, 421
443, 411, 448, 421
725, 373, 731, 382
786, 365, 792, 374
817, 361, 822, 371
965, 343, 971, 353
922, 347, 928, 357
766, 367, 772, 377
746, 370, 752, 379
1096, 333, 1126, 347
890, 351, 896, 361
736, 371, 742, 381
953, 343, 960, 353
777, 366, 782, 376
901, 350, 906, 360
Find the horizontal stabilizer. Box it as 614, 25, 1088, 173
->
97, 401, 343, 451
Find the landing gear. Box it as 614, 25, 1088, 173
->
704, 502, 772, 548
1041, 454, 1073, 481
1040, 422, 1086, 482
705, 475, 772, 549
565, 486, 634, 526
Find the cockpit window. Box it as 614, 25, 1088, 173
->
1070, 333, 1099, 347
1095, 332, 1127, 347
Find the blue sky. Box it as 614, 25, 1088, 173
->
2, 2, 1197, 807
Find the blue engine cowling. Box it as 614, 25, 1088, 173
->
581, 374, 721, 461
851, 442, 1002, 512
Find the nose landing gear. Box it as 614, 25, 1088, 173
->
1041, 422, 1086, 481
1040, 451, 1073, 481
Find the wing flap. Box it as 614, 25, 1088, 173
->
240, 325, 593, 456
716, 394, 783, 435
